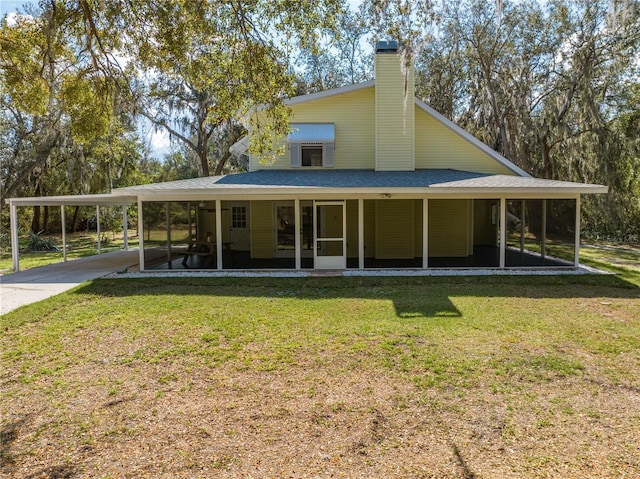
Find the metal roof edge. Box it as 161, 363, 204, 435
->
286, 80, 375, 106
414, 98, 532, 178
6, 193, 138, 207
130, 184, 608, 198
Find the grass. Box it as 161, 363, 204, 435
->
1, 261, 639, 477
0, 228, 194, 273
0, 232, 140, 272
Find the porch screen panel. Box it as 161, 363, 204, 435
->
276, 204, 296, 252
544, 199, 576, 265
374, 200, 414, 259
504, 199, 575, 267
428, 200, 468, 257
250, 201, 273, 258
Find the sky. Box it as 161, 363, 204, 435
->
0, 0, 35, 16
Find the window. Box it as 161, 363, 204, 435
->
288, 123, 335, 168
231, 206, 247, 228
302, 146, 323, 167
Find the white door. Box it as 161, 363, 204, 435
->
229, 202, 250, 250
314, 200, 346, 269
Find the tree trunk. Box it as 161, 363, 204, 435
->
31, 182, 42, 233
542, 137, 553, 179
214, 150, 233, 176
31, 206, 41, 234
200, 149, 209, 177
72, 206, 80, 232
43, 206, 50, 232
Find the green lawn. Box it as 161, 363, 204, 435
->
0, 232, 140, 272
1, 268, 639, 477
0, 228, 191, 273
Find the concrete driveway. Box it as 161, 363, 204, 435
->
0, 250, 140, 315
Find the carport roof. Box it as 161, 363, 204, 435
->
6, 193, 137, 207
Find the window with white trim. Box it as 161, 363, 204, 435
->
288, 123, 335, 168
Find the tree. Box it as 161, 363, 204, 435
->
416, 0, 640, 238
125, 0, 343, 176
0, 2, 142, 232
295, 6, 373, 95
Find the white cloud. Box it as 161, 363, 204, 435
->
146, 128, 172, 159
139, 118, 172, 159
148, 128, 170, 149
4, 11, 32, 26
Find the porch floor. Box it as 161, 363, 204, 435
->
147, 246, 572, 271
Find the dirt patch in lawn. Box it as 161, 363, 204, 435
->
3, 349, 640, 478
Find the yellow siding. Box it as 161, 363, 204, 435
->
428, 199, 469, 257
415, 107, 515, 174
250, 88, 375, 170
250, 57, 519, 175
375, 199, 414, 259
250, 201, 273, 258
375, 54, 414, 171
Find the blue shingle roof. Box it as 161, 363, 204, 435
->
216, 169, 491, 187
114, 168, 606, 194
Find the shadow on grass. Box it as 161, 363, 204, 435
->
65, 273, 640, 320
0, 416, 28, 473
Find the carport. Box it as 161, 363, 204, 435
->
5, 194, 137, 272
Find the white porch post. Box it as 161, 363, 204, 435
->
574, 195, 581, 267
215, 199, 223, 270
122, 201, 129, 251
520, 200, 525, 253
61, 206, 67, 262
342, 200, 347, 265
96, 205, 101, 254
10, 201, 19, 272
358, 199, 364, 269
294, 198, 301, 270
541, 199, 547, 259
137, 198, 145, 271
422, 198, 429, 269
187, 201, 193, 240
165, 202, 172, 268
499, 197, 506, 268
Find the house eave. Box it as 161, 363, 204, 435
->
121, 185, 607, 201
285, 81, 375, 106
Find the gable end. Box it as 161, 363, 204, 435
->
414, 98, 531, 177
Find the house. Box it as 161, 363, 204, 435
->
6, 41, 607, 272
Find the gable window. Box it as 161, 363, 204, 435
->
302, 146, 323, 166
288, 123, 335, 168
